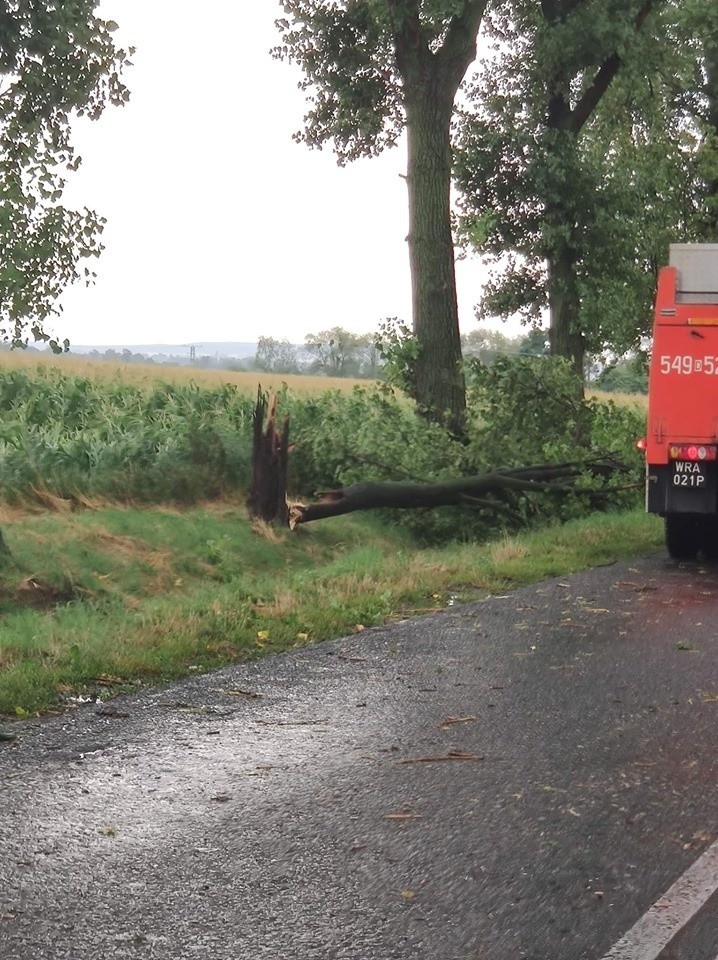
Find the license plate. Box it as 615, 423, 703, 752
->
671, 461, 707, 488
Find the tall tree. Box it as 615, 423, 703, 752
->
0, 2, 131, 350
356, 332, 383, 378
304, 326, 363, 376
275, 0, 489, 433
253, 336, 299, 374
454, 0, 678, 377
461, 326, 517, 362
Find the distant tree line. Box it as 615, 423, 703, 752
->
252, 329, 382, 378
250, 325, 645, 392
53, 327, 644, 393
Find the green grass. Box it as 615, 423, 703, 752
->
0, 503, 663, 717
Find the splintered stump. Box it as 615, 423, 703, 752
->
248, 390, 290, 526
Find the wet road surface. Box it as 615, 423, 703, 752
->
0, 553, 717, 960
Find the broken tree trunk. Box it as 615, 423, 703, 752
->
289, 458, 635, 527
247, 390, 290, 525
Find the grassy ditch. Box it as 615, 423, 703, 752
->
0, 503, 662, 717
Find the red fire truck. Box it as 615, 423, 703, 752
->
644, 243, 718, 559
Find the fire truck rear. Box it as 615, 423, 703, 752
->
645, 243, 718, 559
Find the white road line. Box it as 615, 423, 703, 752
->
601, 839, 718, 960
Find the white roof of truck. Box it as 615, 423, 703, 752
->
670, 243, 718, 302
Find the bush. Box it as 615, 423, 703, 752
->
285, 386, 479, 543
287, 386, 462, 491
463, 355, 643, 527
465, 354, 592, 466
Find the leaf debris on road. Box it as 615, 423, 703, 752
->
438, 715, 476, 729
255, 718, 329, 726
398, 750, 483, 764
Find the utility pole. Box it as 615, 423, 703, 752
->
184, 344, 202, 365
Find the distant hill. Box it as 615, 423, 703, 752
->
68, 342, 258, 359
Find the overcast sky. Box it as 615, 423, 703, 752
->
58, 1, 489, 348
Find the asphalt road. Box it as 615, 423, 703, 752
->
0, 553, 717, 960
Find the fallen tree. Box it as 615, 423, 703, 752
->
288, 459, 636, 527
247, 391, 637, 529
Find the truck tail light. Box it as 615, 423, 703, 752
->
636, 438, 647, 452
668, 443, 717, 461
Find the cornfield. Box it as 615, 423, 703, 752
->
0, 368, 258, 504
0, 349, 367, 394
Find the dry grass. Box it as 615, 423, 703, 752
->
251, 518, 286, 543
489, 535, 531, 565
28, 487, 75, 512
261, 589, 301, 618
80, 528, 173, 578
0, 502, 45, 524
0, 349, 371, 395
589, 389, 646, 408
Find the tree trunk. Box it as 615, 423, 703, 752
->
390, 2, 489, 437
543, 94, 587, 384
404, 87, 466, 435
547, 249, 586, 382
546, 247, 593, 445
247, 390, 290, 526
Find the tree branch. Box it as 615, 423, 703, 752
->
386, 0, 423, 81
570, 0, 655, 134
435, 0, 490, 94
540, 0, 584, 21
289, 457, 633, 526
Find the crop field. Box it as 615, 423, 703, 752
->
0, 348, 646, 407
0, 360, 388, 507
0, 349, 368, 395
